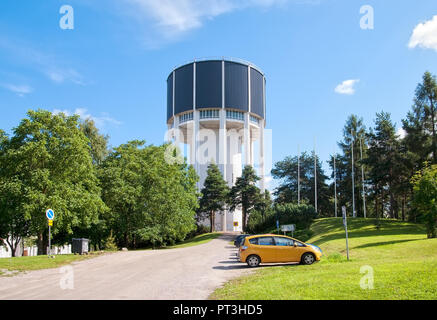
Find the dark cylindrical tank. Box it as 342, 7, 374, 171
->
167, 58, 266, 122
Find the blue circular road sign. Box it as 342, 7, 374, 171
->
46, 209, 54, 220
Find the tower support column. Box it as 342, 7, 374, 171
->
219, 109, 227, 231
259, 119, 265, 193
244, 113, 251, 166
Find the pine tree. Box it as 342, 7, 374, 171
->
272, 152, 330, 216
229, 165, 262, 232
198, 162, 230, 232
366, 112, 402, 219
337, 115, 368, 218
403, 71, 437, 165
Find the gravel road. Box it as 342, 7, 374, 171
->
0, 233, 251, 300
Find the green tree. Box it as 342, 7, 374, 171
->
255, 189, 273, 224
272, 151, 331, 216
335, 115, 368, 218
0, 130, 30, 256
412, 164, 437, 238
229, 165, 262, 232
99, 141, 199, 248
198, 162, 230, 232
403, 71, 437, 165
79, 118, 109, 165
1, 110, 106, 254
366, 112, 403, 219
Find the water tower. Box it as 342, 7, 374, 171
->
166, 58, 266, 232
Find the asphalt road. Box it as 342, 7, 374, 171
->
0, 233, 251, 300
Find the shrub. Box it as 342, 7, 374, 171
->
247, 203, 317, 234
104, 233, 118, 251
412, 164, 437, 238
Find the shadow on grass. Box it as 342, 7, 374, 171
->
311, 218, 427, 247
353, 238, 427, 249
213, 259, 301, 270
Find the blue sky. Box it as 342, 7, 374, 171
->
1, 0, 437, 189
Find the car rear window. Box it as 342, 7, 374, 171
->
249, 238, 258, 245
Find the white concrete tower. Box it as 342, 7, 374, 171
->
166, 58, 266, 232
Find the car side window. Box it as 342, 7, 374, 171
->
256, 237, 275, 246
295, 241, 306, 247
249, 238, 258, 245
274, 237, 294, 246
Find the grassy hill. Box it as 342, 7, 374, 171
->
211, 218, 437, 300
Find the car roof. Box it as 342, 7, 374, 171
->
246, 234, 304, 243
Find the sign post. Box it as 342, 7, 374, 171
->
280, 224, 296, 237
342, 206, 349, 260
46, 209, 54, 257
276, 220, 280, 234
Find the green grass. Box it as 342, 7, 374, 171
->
211, 218, 437, 300
164, 232, 221, 249
0, 252, 103, 275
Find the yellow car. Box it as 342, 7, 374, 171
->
239, 234, 322, 267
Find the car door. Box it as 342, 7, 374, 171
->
251, 236, 276, 263
273, 236, 298, 262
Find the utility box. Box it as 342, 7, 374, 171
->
72, 238, 89, 255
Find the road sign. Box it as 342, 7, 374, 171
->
280, 224, 296, 232
46, 209, 54, 258
233, 221, 238, 227
46, 209, 54, 220
342, 206, 347, 226
342, 206, 349, 260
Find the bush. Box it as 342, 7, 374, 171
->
412, 164, 437, 238
247, 203, 317, 234
292, 229, 314, 242
104, 234, 118, 251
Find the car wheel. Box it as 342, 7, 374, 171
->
246, 255, 261, 268
301, 253, 315, 265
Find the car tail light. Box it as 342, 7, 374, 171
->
241, 246, 248, 251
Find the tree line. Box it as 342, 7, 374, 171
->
0, 110, 199, 256
271, 71, 437, 238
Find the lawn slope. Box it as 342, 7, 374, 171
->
212, 218, 437, 300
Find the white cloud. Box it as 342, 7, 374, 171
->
53, 108, 121, 129
122, 0, 291, 37
396, 128, 406, 139
1, 83, 33, 97
46, 68, 84, 85
408, 15, 437, 52
335, 79, 360, 95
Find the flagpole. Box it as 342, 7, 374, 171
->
360, 138, 367, 218
314, 137, 317, 213
334, 150, 337, 218
297, 145, 300, 205
351, 130, 356, 218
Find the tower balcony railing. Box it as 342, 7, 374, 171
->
226, 110, 244, 121
250, 115, 260, 125
179, 112, 193, 124
200, 109, 220, 119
